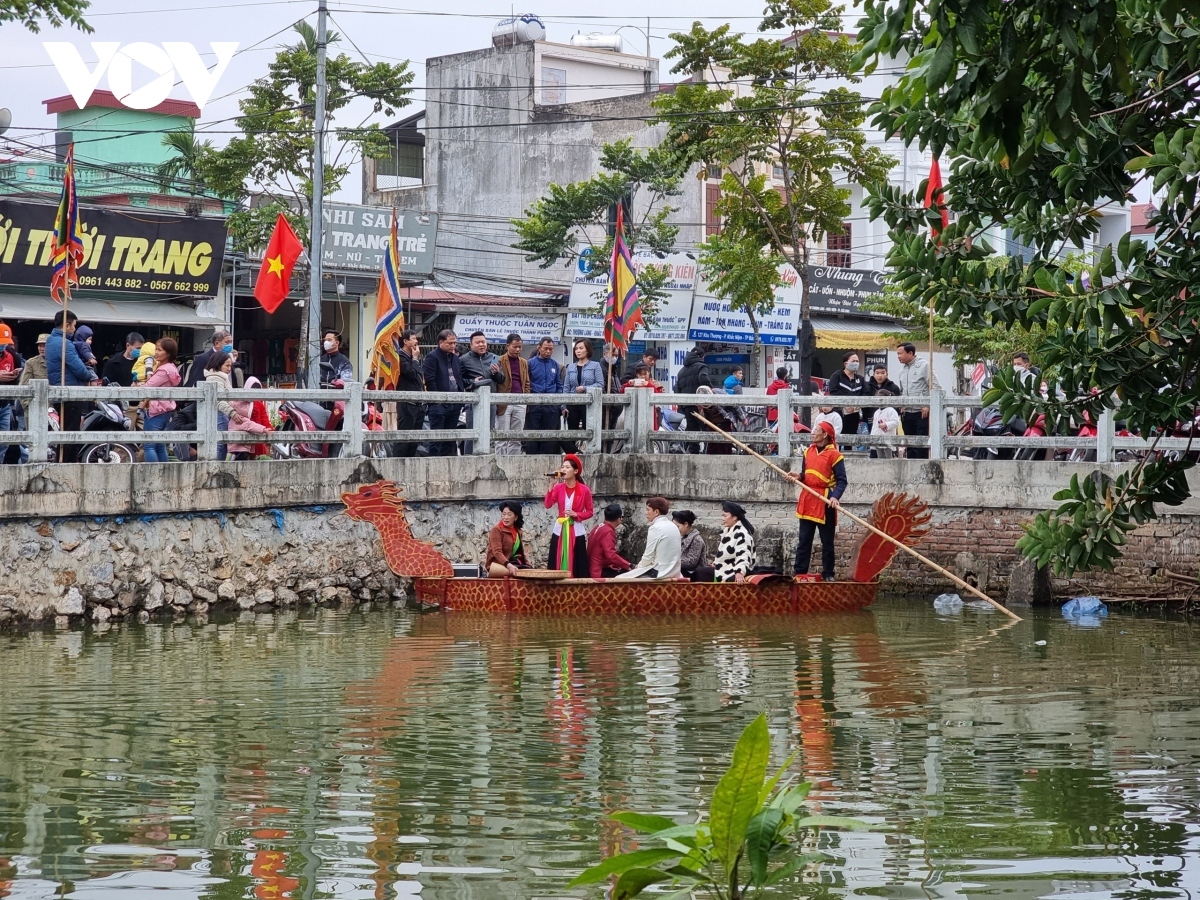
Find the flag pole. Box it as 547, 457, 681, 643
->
58, 283, 68, 463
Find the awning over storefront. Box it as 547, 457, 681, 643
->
0, 294, 227, 328
811, 316, 900, 349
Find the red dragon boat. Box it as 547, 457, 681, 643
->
341, 480, 931, 616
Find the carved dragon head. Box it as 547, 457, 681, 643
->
341, 479, 409, 525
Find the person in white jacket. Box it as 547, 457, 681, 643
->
617, 497, 682, 580
870, 389, 901, 459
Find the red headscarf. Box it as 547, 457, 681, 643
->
563, 453, 583, 473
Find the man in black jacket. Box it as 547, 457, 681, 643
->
421, 329, 464, 456
675, 346, 712, 453
184, 330, 232, 387
320, 332, 354, 386
394, 329, 425, 457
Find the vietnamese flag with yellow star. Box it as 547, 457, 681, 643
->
253, 213, 304, 313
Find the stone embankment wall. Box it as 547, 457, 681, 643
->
1, 456, 1197, 627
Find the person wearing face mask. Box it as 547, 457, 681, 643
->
826, 351, 866, 439
320, 331, 354, 386
185, 331, 233, 387
1011, 352, 1036, 387
101, 332, 145, 388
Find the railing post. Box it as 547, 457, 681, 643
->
30, 379, 49, 464
346, 381, 364, 458
928, 388, 944, 460
1097, 407, 1114, 464
586, 386, 603, 454
629, 388, 650, 454
198, 379, 219, 461
776, 388, 792, 459
474, 386, 491, 455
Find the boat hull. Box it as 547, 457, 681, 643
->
411, 576, 878, 616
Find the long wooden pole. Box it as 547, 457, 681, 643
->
57, 287, 69, 463
695, 413, 1021, 621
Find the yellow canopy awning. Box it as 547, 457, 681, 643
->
811, 316, 900, 349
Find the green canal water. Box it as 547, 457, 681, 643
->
1, 601, 1198, 899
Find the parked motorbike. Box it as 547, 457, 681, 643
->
1014, 413, 1049, 461
274, 391, 346, 459
50, 394, 138, 464
971, 405, 1026, 460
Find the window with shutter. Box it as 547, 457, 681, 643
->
827, 223, 852, 268
705, 183, 722, 236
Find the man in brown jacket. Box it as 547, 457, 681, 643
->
495, 333, 531, 455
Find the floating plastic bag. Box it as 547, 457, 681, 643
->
933, 593, 963, 613
1061, 596, 1108, 618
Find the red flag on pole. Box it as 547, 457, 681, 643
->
923, 158, 949, 237
253, 213, 304, 313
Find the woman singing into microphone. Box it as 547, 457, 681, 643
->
544, 453, 594, 577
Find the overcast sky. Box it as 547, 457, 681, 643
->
1, 0, 862, 203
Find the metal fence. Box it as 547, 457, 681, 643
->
0, 382, 1191, 463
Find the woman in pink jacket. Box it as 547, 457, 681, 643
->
225, 376, 272, 460
544, 453, 594, 577
142, 338, 180, 462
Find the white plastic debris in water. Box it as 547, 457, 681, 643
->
1062, 596, 1108, 618
933, 593, 963, 613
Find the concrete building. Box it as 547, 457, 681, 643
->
362, 28, 703, 361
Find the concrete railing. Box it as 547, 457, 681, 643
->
0, 382, 1191, 463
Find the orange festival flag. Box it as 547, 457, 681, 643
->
253, 213, 304, 313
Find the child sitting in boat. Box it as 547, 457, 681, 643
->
486, 501, 529, 577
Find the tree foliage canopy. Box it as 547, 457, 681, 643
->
194, 20, 413, 251
654, 0, 893, 342
0, 0, 90, 32
858, 0, 1200, 575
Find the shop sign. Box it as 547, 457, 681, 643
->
564, 289, 694, 342
452, 312, 563, 344
321, 203, 437, 276
688, 294, 800, 347
0, 198, 227, 298
573, 250, 697, 291
778, 264, 887, 315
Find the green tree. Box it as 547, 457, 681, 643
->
858, 0, 1200, 575
863, 283, 1045, 368
653, 0, 893, 384
195, 20, 413, 252
156, 125, 216, 200
0, 0, 90, 32
512, 138, 685, 322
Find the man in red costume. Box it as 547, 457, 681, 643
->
788, 420, 848, 581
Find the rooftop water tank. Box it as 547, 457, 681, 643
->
569, 32, 624, 52
492, 14, 547, 48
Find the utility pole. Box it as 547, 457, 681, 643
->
305, 0, 329, 388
